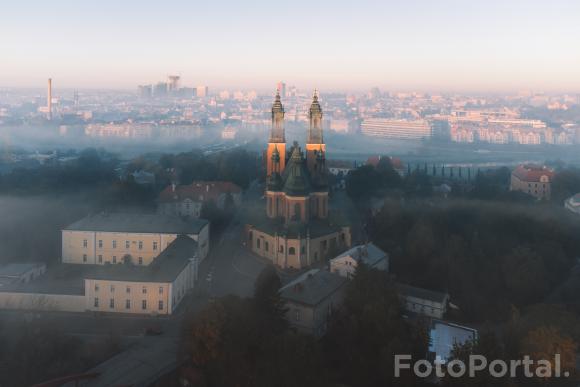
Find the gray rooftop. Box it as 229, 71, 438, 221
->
85, 235, 198, 283
64, 213, 208, 235
397, 283, 449, 304
332, 242, 387, 267
280, 269, 347, 306
0, 262, 45, 278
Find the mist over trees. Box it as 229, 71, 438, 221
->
180, 265, 431, 387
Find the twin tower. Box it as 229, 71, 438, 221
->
266, 90, 326, 178
265, 91, 328, 224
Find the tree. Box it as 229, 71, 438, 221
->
324, 263, 428, 386
520, 327, 577, 380
253, 265, 288, 333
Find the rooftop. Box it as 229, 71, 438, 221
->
64, 213, 208, 235
512, 164, 555, 183
280, 269, 347, 307
158, 181, 241, 203
0, 262, 45, 278
331, 242, 387, 267
397, 283, 449, 304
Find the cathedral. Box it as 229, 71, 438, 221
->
245, 91, 352, 269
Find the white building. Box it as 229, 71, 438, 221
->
397, 283, 449, 319
361, 119, 432, 140
0, 236, 200, 315
330, 243, 388, 279
62, 213, 209, 266
429, 320, 478, 362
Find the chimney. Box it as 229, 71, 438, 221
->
47, 78, 52, 120
171, 183, 176, 192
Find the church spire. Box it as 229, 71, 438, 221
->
270, 90, 285, 142
307, 90, 323, 144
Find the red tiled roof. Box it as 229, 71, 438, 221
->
158, 181, 241, 203
367, 156, 381, 167
512, 164, 555, 183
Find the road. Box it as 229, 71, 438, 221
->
198, 179, 269, 299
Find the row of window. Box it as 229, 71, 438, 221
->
83, 239, 158, 251
255, 238, 306, 255
94, 283, 164, 295
83, 254, 144, 265
94, 298, 164, 310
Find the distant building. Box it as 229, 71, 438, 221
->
62, 213, 210, 265
280, 269, 347, 337
221, 126, 237, 140
276, 81, 286, 98
397, 283, 449, 319
138, 85, 153, 98
85, 123, 154, 139
330, 243, 388, 279
510, 164, 555, 200
196, 86, 208, 98
157, 181, 242, 218
130, 170, 156, 185
361, 119, 432, 140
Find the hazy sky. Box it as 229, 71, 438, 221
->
1, 0, 579, 92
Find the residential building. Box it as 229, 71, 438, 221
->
510, 164, 555, 200
157, 181, 242, 218
62, 213, 209, 266
280, 269, 347, 337
397, 283, 449, 319
330, 243, 388, 278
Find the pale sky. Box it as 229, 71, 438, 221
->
1, 0, 579, 92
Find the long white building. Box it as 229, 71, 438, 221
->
360, 119, 432, 140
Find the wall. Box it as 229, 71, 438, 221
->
0, 292, 85, 312
85, 278, 171, 315
62, 228, 209, 265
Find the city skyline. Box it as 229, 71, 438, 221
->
1, 0, 579, 92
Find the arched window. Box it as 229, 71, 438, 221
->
289, 247, 296, 255
294, 203, 301, 220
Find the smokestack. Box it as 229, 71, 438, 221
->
47, 78, 52, 120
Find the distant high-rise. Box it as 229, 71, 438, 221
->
277, 81, 286, 98
196, 86, 208, 98
47, 78, 52, 120
154, 82, 168, 97
167, 75, 180, 92
138, 85, 153, 98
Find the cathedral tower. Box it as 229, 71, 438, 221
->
306, 90, 325, 172
266, 91, 286, 177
